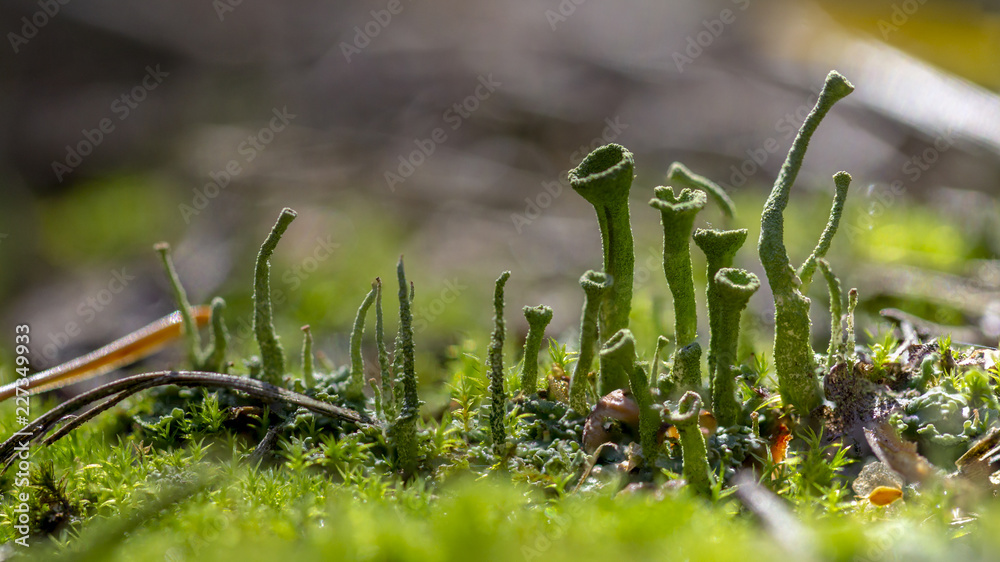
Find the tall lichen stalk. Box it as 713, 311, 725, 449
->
488, 271, 512, 455
602, 330, 658, 465
649, 187, 706, 348
253, 208, 297, 386
757, 70, 854, 415
348, 281, 378, 401
693, 228, 748, 387
570, 271, 611, 412
520, 305, 553, 395
393, 257, 419, 478
710, 268, 760, 427
568, 144, 635, 341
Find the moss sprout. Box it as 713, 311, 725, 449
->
818, 259, 844, 367
667, 162, 736, 220
393, 256, 419, 477
602, 329, 659, 464
348, 281, 378, 401
667, 391, 712, 496
757, 71, 853, 414
693, 228, 748, 384
710, 268, 760, 427
520, 305, 553, 396
568, 144, 635, 339
252, 207, 297, 386
570, 270, 612, 413
300, 325, 314, 389
650, 187, 707, 348
153, 242, 203, 367
488, 271, 512, 455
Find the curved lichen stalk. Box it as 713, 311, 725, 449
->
668, 391, 712, 496
568, 144, 635, 340
393, 256, 419, 478
488, 271, 512, 455
374, 277, 394, 420
667, 162, 737, 220
348, 281, 378, 401
650, 187, 707, 348
817, 259, 844, 367
601, 330, 659, 465
757, 70, 853, 414
253, 208, 297, 386
520, 305, 553, 395
710, 268, 760, 427
570, 271, 612, 413
154, 242, 203, 367
693, 228, 748, 386
797, 172, 852, 291
202, 297, 229, 374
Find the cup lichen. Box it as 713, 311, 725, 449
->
568, 144, 635, 340
520, 305, 553, 396
570, 270, 612, 413
710, 267, 760, 427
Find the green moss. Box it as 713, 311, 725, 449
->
568, 144, 635, 340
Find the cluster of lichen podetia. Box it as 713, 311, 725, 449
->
155, 70, 858, 489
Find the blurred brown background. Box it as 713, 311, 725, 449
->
2, 0, 999, 377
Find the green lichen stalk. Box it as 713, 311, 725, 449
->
693, 228, 748, 384
846, 288, 859, 362
252, 207, 297, 386
667, 162, 736, 220
818, 259, 844, 367
797, 172, 852, 291
520, 305, 553, 396
488, 271, 512, 455
348, 281, 378, 401
668, 391, 712, 496
650, 187, 707, 348
757, 71, 853, 414
650, 335, 670, 392
570, 271, 612, 413
393, 257, 419, 477
300, 325, 314, 389
710, 268, 760, 427
602, 330, 658, 464
374, 277, 394, 420
663, 342, 703, 401
154, 242, 202, 366
568, 144, 635, 339
202, 297, 229, 373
